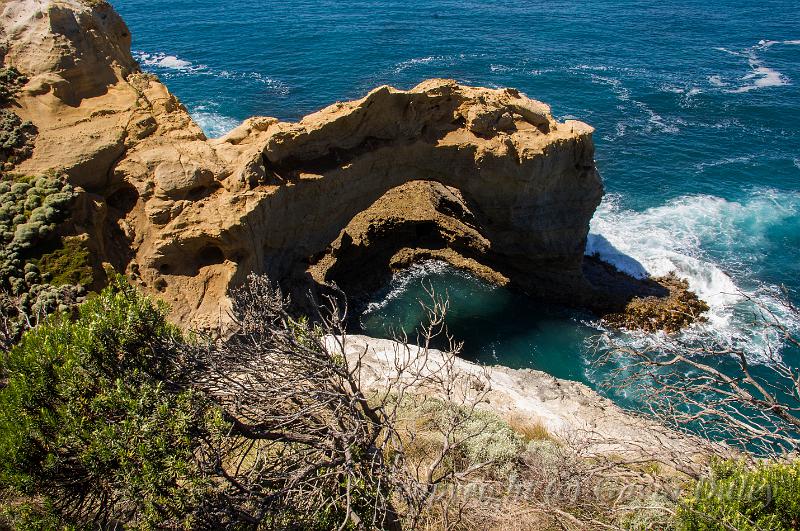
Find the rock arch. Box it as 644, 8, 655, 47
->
4, 0, 705, 330
133, 80, 602, 325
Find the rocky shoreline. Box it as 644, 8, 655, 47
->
1, 0, 708, 334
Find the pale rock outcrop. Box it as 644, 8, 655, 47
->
337, 335, 709, 467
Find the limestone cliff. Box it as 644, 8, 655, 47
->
0, 0, 616, 328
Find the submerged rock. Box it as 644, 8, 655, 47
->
602, 272, 709, 333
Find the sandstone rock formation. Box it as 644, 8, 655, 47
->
1, 0, 609, 328
1, 0, 702, 332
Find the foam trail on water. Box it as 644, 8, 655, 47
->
714, 40, 798, 93
394, 55, 453, 73
587, 190, 800, 360
133, 50, 290, 94
363, 260, 456, 314
392, 53, 485, 74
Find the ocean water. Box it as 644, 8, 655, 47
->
114, 0, 800, 390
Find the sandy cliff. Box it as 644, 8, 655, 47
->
1, 0, 612, 328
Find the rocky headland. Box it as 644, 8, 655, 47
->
1, 0, 707, 334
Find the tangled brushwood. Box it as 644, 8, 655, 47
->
2, 275, 569, 529
3, 274, 800, 529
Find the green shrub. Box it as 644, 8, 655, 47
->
0, 494, 62, 531
407, 397, 524, 478
0, 278, 219, 528
33, 236, 93, 287
0, 67, 27, 106
0, 109, 36, 165
0, 67, 35, 166
0, 174, 74, 287
677, 458, 800, 530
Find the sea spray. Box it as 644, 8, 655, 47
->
587, 189, 800, 361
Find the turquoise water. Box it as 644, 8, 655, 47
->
114, 0, 800, 388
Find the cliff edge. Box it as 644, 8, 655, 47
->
0, 0, 705, 332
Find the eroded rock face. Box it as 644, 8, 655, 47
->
158, 82, 604, 325
2, 0, 608, 328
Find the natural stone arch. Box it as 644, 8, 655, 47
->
4, 0, 707, 331
139, 80, 603, 324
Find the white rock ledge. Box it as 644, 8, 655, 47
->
333, 334, 710, 468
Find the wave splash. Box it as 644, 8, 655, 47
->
363, 260, 458, 314
587, 190, 800, 361
189, 106, 241, 138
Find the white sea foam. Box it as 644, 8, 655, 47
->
212, 70, 290, 95
758, 39, 800, 49
393, 53, 485, 74
153, 55, 191, 69
672, 86, 701, 96
640, 103, 682, 134
695, 154, 754, 172
489, 64, 515, 73
133, 50, 290, 95
714, 40, 797, 93
708, 75, 727, 87
583, 71, 682, 135
135, 51, 204, 72
586, 73, 631, 101
393, 55, 452, 73
189, 107, 241, 138
732, 65, 787, 93
363, 260, 455, 314
587, 190, 800, 360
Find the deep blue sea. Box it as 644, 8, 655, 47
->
114, 0, 800, 394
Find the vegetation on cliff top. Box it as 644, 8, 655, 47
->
0, 67, 36, 167
678, 459, 800, 531
0, 173, 91, 349
0, 278, 217, 529
0, 68, 27, 107
33, 235, 94, 287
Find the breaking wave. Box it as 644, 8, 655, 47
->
189, 106, 241, 138
587, 190, 800, 360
